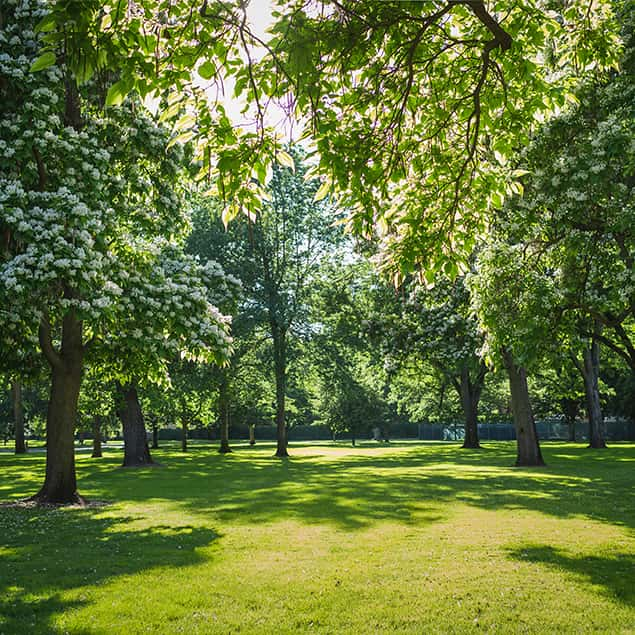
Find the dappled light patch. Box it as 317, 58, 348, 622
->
1, 442, 634, 633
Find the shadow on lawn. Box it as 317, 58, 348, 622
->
508, 545, 635, 607
1, 441, 633, 630
76, 442, 635, 533
0, 507, 218, 635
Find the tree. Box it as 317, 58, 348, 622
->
309, 261, 393, 444
469, 244, 553, 466
37, 1, 622, 278
264, 1, 621, 275
378, 276, 488, 448
102, 251, 240, 467
0, 3, 234, 501
236, 147, 339, 457
486, 32, 635, 447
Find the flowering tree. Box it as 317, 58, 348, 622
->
477, 34, 635, 449
468, 243, 554, 466
101, 252, 240, 466
0, 0, 235, 503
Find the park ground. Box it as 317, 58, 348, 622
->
0, 441, 634, 634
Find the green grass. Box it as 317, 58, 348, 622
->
1, 441, 634, 634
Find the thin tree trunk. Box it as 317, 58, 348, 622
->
249, 423, 256, 445
12, 380, 26, 454
561, 398, 578, 442
151, 420, 159, 449
582, 337, 607, 449
91, 415, 102, 458
502, 349, 545, 467
181, 418, 188, 452
32, 311, 85, 504
457, 366, 483, 449
218, 374, 232, 453
117, 383, 153, 467
273, 329, 288, 457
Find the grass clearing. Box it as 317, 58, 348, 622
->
1, 441, 634, 633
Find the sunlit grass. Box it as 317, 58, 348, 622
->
1, 441, 634, 633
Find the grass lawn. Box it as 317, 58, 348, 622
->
1, 441, 634, 634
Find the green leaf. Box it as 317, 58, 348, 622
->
35, 14, 57, 33
198, 61, 216, 81
490, 192, 504, 208
106, 79, 131, 107
313, 181, 330, 202
276, 150, 295, 172
29, 51, 56, 73
167, 131, 195, 149
175, 114, 196, 132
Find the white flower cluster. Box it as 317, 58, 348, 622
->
0, 0, 240, 377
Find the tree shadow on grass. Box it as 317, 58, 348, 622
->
65, 442, 635, 533
0, 507, 218, 635
508, 545, 635, 607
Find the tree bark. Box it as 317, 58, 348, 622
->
33, 311, 85, 504
249, 423, 256, 445
502, 349, 545, 467
12, 380, 26, 454
457, 365, 484, 449
91, 415, 102, 458
218, 373, 232, 454
273, 329, 288, 457
581, 338, 607, 449
561, 397, 578, 442
117, 383, 153, 467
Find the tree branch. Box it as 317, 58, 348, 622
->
39, 316, 63, 370
454, 1, 512, 51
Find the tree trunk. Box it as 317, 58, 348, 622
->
181, 418, 188, 452
561, 397, 578, 442
117, 383, 153, 467
218, 373, 232, 453
91, 415, 102, 458
273, 329, 288, 457
249, 423, 256, 446
12, 380, 26, 454
457, 365, 483, 449
151, 421, 159, 449
582, 338, 607, 449
33, 312, 85, 504
502, 349, 545, 467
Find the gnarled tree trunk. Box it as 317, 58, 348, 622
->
502, 349, 545, 467
218, 373, 231, 454
12, 380, 26, 454
91, 415, 102, 458
117, 383, 153, 467
33, 312, 85, 504
581, 339, 606, 448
